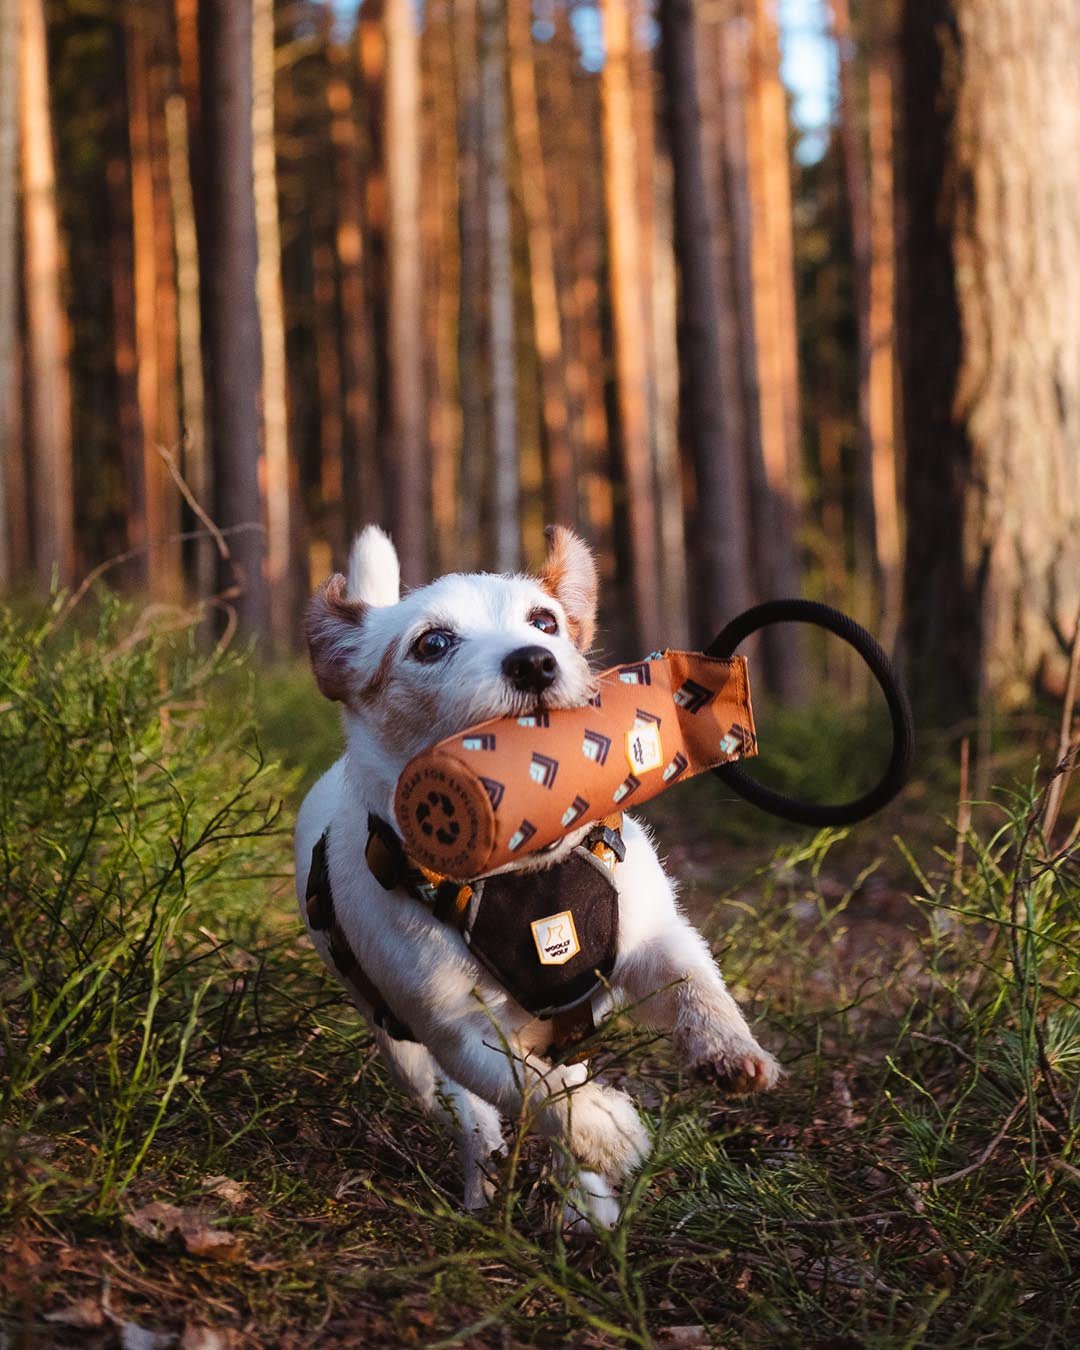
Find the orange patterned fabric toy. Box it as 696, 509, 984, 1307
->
395, 650, 757, 880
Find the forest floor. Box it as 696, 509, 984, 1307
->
2, 617, 1079, 1348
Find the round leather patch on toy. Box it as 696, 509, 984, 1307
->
395, 751, 496, 878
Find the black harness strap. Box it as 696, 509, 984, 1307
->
305, 833, 417, 1043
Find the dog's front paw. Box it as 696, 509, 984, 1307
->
562, 1082, 650, 1177
692, 1040, 782, 1095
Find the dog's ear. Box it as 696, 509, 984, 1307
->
305, 574, 368, 703
538, 525, 598, 652
347, 525, 401, 607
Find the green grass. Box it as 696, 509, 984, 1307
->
2, 598, 1078, 1347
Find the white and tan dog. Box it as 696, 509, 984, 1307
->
295, 524, 779, 1232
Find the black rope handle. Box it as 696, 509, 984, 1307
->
707, 599, 915, 827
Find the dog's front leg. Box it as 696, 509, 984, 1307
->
424, 1007, 650, 1183
613, 819, 781, 1094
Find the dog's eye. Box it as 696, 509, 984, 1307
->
528, 609, 559, 636
412, 629, 456, 663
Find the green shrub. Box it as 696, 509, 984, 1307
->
0, 594, 295, 1208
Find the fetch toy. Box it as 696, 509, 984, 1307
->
396, 600, 915, 880
395, 650, 756, 879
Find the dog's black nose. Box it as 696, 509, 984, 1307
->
502, 645, 558, 694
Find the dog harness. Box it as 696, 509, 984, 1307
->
304, 813, 626, 1058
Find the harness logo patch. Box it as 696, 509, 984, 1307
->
531, 910, 581, 966
625, 722, 663, 774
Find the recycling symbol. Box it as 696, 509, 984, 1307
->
414, 790, 461, 847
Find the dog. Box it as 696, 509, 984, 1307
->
295, 524, 780, 1233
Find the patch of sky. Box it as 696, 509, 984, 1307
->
778, 0, 836, 164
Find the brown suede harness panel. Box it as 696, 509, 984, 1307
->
394, 650, 756, 880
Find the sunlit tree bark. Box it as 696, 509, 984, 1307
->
507, 0, 574, 529
384, 0, 426, 582
901, 0, 1080, 713
600, 0, 660, 648
0, 0, 18, 586
830, 0, 901, 650
20, 0, 74, 587
253, 0, 292, 642
127, 13, 182, 597
422, 2, 461, 573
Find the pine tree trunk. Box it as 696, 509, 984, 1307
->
507, 0, 574, 529
537, 11, 610, 574
452, 0, 488, 569
739, 0, 804, 696
358, 3, 390, 542
600, 0, 660, 648
20, 0, 74, 587
384, 0, 426, 582
252, 0, 292, 644
422, 2, 461, 574
901, 0, 1080, 713
659, 0, 754, 644
127, 15, 182, 596
479, 0, 518, 573
0, 0, 18, 586
197, 0, 268, 639
163, 90, 211, 597
327, 29, 376, 544
107, 114, 148, 581
867, 45, 901, 653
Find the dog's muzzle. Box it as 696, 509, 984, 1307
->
393, 649, 757, 880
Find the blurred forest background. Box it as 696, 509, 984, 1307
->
1, 0, 1079, 722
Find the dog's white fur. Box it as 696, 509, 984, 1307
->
295, 525, 780, 1232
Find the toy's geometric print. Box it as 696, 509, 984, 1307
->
662, 751, 689, 783
625, 722, 664, 774
617, 661, 652, 686
613, 773, 641, 803
561, 795, 589, 827
530, 909, 581, 966
634, 707, 662, 727
582, 729, 612, 765
479, 776, 505, 810
507, 819, 537, 851
517, 710, 550, 728
414, 790, 461, 846
529, 752, 559, 789
719, 722, 753, 756
673, 679, 714, 713
462, 732, 497, 751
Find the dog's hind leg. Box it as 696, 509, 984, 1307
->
376, 1032, 505, 1210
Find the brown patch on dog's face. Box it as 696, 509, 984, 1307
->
354, 636, 401, 706
305, 573, 368, 703
537, 525, 598, 652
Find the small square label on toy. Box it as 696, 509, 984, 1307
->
531, 911, 581, 965
625, 722, 664, 774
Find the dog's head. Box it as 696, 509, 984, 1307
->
305, 525, 599, 770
